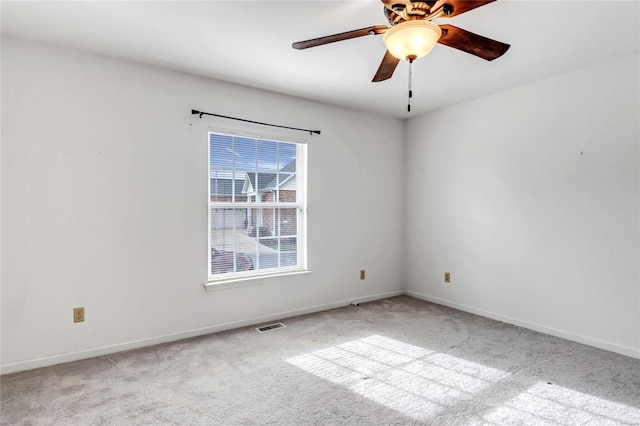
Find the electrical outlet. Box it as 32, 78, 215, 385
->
444, 272, 451, 283
73, 307, 85, 323
360, 270, 365, 280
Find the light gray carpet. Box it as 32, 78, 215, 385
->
2, 296, 639, 425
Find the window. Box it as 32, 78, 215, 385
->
208, 131, 307, 282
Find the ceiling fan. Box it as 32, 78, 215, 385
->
292, 0, 510, 84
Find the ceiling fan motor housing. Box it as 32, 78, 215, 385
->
385, 1, 437, 25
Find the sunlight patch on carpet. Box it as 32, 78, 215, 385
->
483, 381, 640, 425
286, 335, 509, 422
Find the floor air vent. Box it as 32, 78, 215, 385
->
256, 323, 286, 333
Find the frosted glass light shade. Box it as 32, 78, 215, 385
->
383, 20, 442, 60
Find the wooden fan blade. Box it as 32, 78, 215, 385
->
432, 0, 496, 17
372, 50, 401, 82
438, 24, 510, 61
292, 26, 388, 50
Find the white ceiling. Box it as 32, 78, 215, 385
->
1, 1, 639, 119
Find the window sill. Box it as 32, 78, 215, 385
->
204, 270, 312, 292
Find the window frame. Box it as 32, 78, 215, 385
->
205, 126, 308, 289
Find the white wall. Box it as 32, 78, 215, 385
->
3, 38, 637, 374
404, 53, 640, 358
0, 38, 405, 373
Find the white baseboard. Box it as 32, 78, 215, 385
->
0, 290, 404, 375
4, 289, 636, 374
404, 290, 640, 360
349, 290, 404, 305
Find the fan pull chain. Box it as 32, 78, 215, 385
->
407, 56, 414, 112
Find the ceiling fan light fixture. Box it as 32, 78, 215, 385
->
383, 20, 442, 60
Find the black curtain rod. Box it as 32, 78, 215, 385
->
191, 109, 321, 135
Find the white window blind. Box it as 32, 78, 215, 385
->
208, 131, 307, 282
